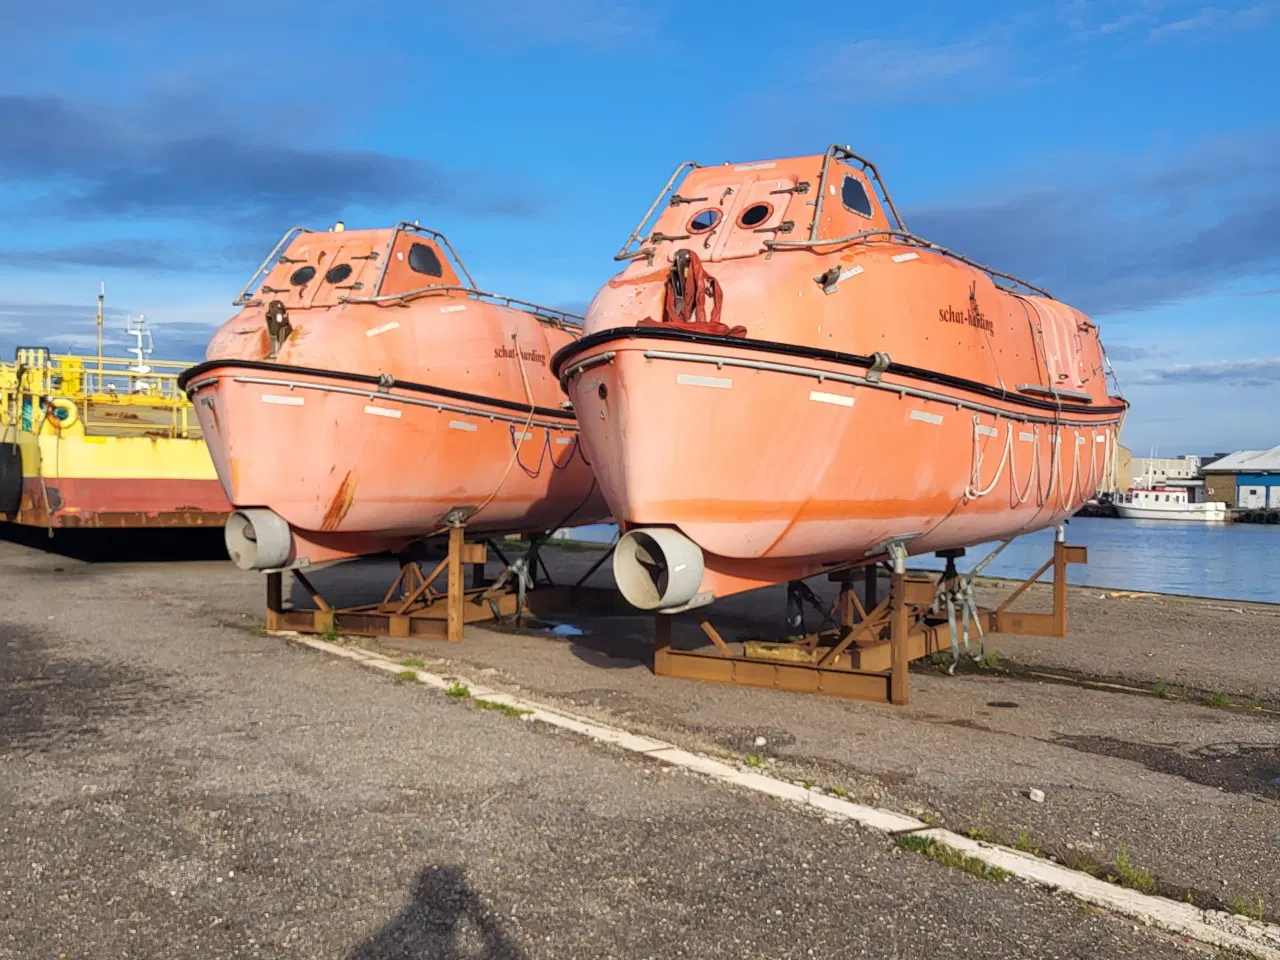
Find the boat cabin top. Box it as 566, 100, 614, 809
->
1120, 487, 1189, 505
238, 223, 470, 310
618, 146, 901, 264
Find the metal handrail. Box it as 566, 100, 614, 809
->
764, 228, 1053, 299
614, 161, 702, 260
338, 284, 584, 328
810, 144, 908, 239
233, 226, 313, 305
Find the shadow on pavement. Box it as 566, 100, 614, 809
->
0, 522, 228, 562
347, 865, 524, 960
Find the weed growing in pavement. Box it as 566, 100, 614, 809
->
322, 625, 340, 643
1060, 849, 1104, 877
475, 699, 532, 718
828, 786, 850, 799
801, 779, 816, 790
1152, 678, 1184, 701
745, 753, 766, 769
1013, 829, 1037, 854
1204, 691, 1232, 710
399, 657, 426, 668
395, 669, 421, 684
1111, 846, 1156, 894
966, 827, 991, 842
1224, 892, 1265, 921
895, 835, 1010, 882
445, 682, 471, 699
1239, 698, 1262, 713
250, 624, 268, 637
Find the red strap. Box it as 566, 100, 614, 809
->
639, 249, 745, 337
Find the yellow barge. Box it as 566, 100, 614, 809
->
0, 313, 229, 530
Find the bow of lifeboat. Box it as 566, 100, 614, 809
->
552, 147, 1128, 611
181, 222, 606, 570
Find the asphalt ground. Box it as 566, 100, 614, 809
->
0, 536, 1227, 958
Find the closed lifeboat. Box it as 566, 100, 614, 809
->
180, 222, 607, 570
552, 146, 1128, 612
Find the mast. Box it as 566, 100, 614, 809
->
96, 281, 104, 389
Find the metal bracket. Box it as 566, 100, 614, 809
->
866, 351, 892, 383
377, 372, 394, 393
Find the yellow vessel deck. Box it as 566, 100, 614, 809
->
1, 347, 228, 528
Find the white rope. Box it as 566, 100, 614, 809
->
964, 415, 1014, 501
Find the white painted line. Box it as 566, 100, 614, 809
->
364, 405, 402, 419
440, 305, 467, 313
891, 252, 920, 263
262, 394, 304, 406
283, 633, 1280, 960
909, 410, 943, 425
809, 390, 854, 408
1019, 431, 1035, 442
554, 436, 573, 445
677, 373, 732, 389
365, 321, 400, 338
448, 419, 477, 432
291, 635, 1280, 955
976, 425, 998, 437
734, 161, 776, 171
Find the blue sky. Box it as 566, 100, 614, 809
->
1, 0, 1277, 454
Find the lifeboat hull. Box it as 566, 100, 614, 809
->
183, 223, 607, 568
554, 147, 1128, 606
563, 330, 1118, 573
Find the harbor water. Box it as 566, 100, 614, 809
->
561, 518, 1280, 605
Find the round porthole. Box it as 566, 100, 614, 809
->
325, 263, 353, 284
738, 203, 772, 227
687, 208, 721, 234
289, 265, 316, 286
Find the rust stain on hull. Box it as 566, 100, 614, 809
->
320, 470, 358, 531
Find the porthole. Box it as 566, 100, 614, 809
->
687, 208, 721, 233
738, 202, 772, 227
408, 242, 444, 277
289, 265, 316, 286
325, 263, 353, 284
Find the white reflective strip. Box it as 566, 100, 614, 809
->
1096, 436, 1107, 443
976, 425, 998, 437
554, 437, 573, 445
677, 373, 732, 389
440, 305, 467, 313
838, 265, 864, 282
262, 394, 304, 406
448, 420, 477, 432
363, 405, 401, 419
365, 321, 400, 338
909, 410, 943, 425
734, 161, 776, 171
1019, 432, 1035, 442
809, 390, 854, 407
891, 252, 920, 263
512, 431, 533, 440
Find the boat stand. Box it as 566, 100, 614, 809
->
652, 538, 1086, 705
265, 512, 520, 643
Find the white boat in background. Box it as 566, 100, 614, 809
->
1115, 487, 1228, 522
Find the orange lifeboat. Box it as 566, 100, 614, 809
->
552, 146, 1128, 612
180, 222, 608, 570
